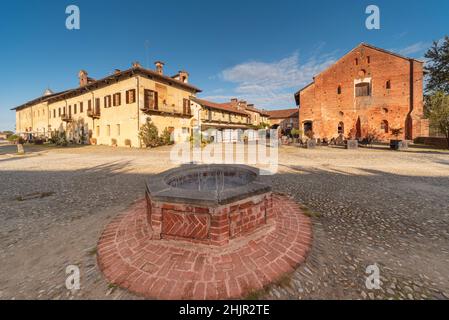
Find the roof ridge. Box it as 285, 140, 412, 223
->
294, 42, 424, 96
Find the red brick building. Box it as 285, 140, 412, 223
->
294, 43, 429, 141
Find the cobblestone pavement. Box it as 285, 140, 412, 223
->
0, 144, 448, 300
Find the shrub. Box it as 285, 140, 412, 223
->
291, 128, 303, 138
390, 127, 403, 140
111, 138, 117, 146
34, 139, 44, 145
8, 134, 19, 143
160, 128, 174, 145
124, 139, 132, 147
53, 131, 68, 147
139, 118, 161, 148
304, 130, 315, 139
16, 136, 25, 145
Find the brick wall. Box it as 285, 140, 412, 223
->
147, 192, 273, 246
298, 44, 428, 141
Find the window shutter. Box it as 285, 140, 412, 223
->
154, 91, 158, 110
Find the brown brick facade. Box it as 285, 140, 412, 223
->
147, 193, 273, 246
295, 44, 429, 141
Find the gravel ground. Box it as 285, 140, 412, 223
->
0, 143, 448, 300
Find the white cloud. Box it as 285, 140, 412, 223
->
396, 42, 429, 56
205, 52, 336, 108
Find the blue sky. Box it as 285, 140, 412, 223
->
0, 0, 448, 131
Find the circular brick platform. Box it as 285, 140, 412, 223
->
97, 194, 312, 300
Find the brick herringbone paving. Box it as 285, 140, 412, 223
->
97, 194, 312, 300
162, 210, 209, 240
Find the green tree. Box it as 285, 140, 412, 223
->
424, 36, 449, 94
139, 118, 160, 148
160, 128, 174, 145
426, 91, 449, 149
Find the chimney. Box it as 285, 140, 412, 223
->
154, 61, 165, 75
178, 70, 189, 83
238, 100, 247, 110
132, 61, 141, 68
78, 70, 88, 87
114, 69, 121, 75
230, 98, 238, 104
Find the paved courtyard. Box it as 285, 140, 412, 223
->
0, 143, 448, 300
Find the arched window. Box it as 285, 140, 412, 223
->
355, 82, 370, 97
338, 122, 344, 134
386, 80, 391, 89
381, 120, 389, 133
337, 85, 342, 95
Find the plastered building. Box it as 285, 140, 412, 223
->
13, 62, 268, 147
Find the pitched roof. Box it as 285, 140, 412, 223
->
12, 66, 202, 111
192, 98, 250, 116
244, 105, 270, 117
266, 108, 298, 119
11, 90, 71, 111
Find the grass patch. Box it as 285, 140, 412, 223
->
300, 205, 321, 218
244, 274, 294, 300
15, 191, 55, 202
107, 283, 118, 295
244, 287, 270, 300
108, 283, 118, 289
87, 247, 97, 256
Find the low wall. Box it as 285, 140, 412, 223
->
414, 136, 448, 149
146, 192, 273, 246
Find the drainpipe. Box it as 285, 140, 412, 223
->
407, 59, 414, 140
91, 91, 95, 141
136, 75, 141, 148
46, 103, 50, 138
30, 105, 33, 135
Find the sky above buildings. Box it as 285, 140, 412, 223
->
0, 0, 448, 131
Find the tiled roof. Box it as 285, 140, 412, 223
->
12, 66, 202, 111
192, 98, 250, 116
266, 108, 299, 119
245, 105, 270, 117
